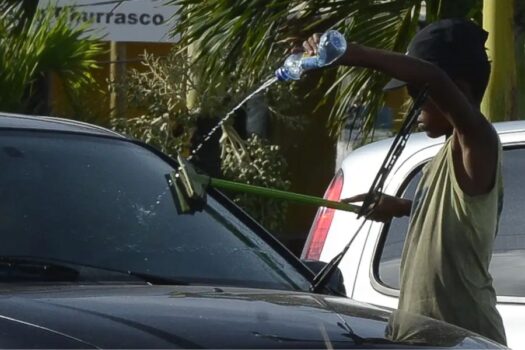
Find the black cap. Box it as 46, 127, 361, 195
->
383, 19, 489, 91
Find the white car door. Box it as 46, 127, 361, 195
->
351, 130, 525, 349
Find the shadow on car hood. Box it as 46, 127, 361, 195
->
0, 284, 502, 349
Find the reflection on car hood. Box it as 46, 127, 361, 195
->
0, 285, 502, 349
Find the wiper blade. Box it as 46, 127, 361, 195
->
0, 256, 189, 285
311, 88, 429, 294
0, 256, 79, 281
358, 87, 429, 218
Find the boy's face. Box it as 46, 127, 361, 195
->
407, 86, 453, 138
417, 99, 453, 138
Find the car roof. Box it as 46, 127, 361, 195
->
340, 120, 525, 185
345, 120, 525, 163
0, 112, 125, 138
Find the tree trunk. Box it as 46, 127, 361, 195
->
482, 0, 518, 121
516, 6, 525, 118
109, 41, 127, 119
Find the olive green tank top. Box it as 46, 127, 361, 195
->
397, 136, 506, 345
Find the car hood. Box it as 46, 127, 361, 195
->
0, 284, 501, 349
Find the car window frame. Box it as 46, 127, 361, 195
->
369, 162, 425, 298
0, 127, 316, 287
368, 138, 525, 304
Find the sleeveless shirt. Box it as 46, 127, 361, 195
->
397, 136, 506, 345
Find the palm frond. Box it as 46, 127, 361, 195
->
0, 4, 104, 113
167, 0, 479, 141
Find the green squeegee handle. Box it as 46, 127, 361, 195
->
209, 177, 360, 214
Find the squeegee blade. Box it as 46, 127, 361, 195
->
166, 172, 194, 215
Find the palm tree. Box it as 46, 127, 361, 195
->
482, 0, 525, 121
0, 2, 103, 114
168, 0, 485, 141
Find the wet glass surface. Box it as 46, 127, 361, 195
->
0, 131, 310, 291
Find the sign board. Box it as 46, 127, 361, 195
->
38, 0, 179, 43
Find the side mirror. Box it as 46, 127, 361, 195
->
301, 259, 347, 296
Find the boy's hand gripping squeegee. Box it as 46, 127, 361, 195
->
169, 155, 360, 215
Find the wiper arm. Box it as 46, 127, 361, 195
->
358, 87, 429, 218
311, 88, 429, 294
0, 256, 79, 281
310, 219, 367, 294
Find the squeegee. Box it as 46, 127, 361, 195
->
168, 155, 360, 215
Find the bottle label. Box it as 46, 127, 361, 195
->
300, 56, 319, 71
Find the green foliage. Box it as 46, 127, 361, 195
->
112, 112, 188, 157
111, 49, 291, 232
0, 3, 103, 113
221, 129, 291, 231
168, 0, 482, 142
111, 51, 197, 157
59, 81, 110, 126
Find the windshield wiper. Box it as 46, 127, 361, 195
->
310, 88, 429, 294
0, 256, 189, 285
0, 256, 79, 281
309, 220, 367, 294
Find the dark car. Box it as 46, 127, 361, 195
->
0, 112, 505, 349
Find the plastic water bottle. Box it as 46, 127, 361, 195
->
275, 30, 347, 81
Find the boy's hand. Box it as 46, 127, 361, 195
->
301, 33, 362, 66
302, 33, 321, 56
342, 193, 411, 223
285, 33, 322, 55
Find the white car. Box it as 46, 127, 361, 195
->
302, 121, 525, 349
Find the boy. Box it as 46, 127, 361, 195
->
303, 19, 506, 345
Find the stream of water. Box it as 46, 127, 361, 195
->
144, 77, 278, 215
188, 76, 278, 160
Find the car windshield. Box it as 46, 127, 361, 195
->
0, 130, 310, 291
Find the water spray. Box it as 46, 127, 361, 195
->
172, 30, 356, 216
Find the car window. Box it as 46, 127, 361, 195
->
377, 147, 525, 297
377, 170, 421, 289
0, 131, 310, 291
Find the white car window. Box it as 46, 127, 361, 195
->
377, 147, 525, 297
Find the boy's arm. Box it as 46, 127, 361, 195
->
343, 193, 412, 222
303, 34, 498, 195
340, 44, 485, 135
344, 45, 498, 195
